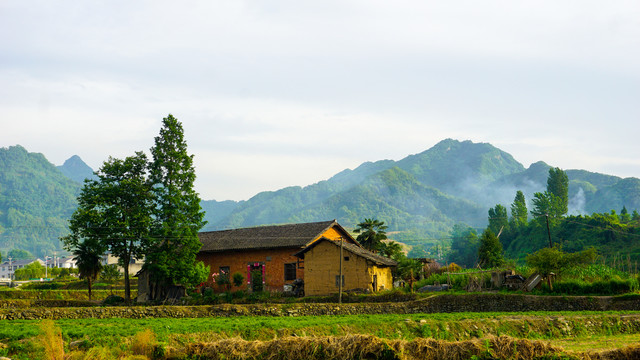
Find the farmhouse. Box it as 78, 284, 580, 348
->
294, 238, 397, 296
197, 220, 358, 292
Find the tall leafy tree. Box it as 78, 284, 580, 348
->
145, 114, 208, 294
72, 238, 105, 301
478, 229, 504, 268
531, 168, 569, 221
510, 190, 528, 228
448, 224, 479, 268
619, 206, 631, 223
547, 167, 569, 215
353, 218, 388, 252
63, 152, 153, 304
488, 204, 509, 236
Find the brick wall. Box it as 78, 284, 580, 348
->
197, 248, 303, 292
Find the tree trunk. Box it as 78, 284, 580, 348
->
124, 262, 130, 305
88, 277, 92, 301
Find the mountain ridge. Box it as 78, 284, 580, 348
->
2, 140, 640, 258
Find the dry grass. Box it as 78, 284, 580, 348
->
38, 320, 64, 360
552, 333, 640, 354
584, 343, 640, 360
130, 328, 157, 358
182, 334, 563, 360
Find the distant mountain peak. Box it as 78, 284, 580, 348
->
57, 155, 96, 183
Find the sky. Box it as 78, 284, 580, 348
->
1, 1, 639, 201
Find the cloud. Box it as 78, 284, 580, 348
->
0, 0, 639, 201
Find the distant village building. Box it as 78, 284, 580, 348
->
196, 220, 358, 292
294, 237, 397, 296
57, 256, 77, 269
0, 258, 45, 280
101, 254, 144, 275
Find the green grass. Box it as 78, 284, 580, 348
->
1, 311, 640, 359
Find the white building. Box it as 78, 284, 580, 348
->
0, 258, 45, 280
101, 254, 144, 275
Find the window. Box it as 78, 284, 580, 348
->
219, 266, 230, 275
335, 275, 345, 287
344, 256, 350, 261
284, 263, 297, 281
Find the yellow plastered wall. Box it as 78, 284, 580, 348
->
303, 240, 394, 296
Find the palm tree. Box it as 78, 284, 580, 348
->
379, 241, 404, 260
73, 238, 104, 301
353, 218, 388, 252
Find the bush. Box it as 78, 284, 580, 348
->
543, 277, 638, 295
232, 272, 245, 287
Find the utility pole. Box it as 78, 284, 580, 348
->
545, 214, 552, 248
339, 237, 343, 304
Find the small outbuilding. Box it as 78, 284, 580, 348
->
294, 237, 397, 296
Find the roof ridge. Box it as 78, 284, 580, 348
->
200, 219, 336, 234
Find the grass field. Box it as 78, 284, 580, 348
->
1, 311, 640, 359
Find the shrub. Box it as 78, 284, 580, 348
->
232, 272, 245, 287
546, 278, 638, 295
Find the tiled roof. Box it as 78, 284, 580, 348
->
198, 220, 345, 252
0, 258, 43, 266
294, 238, 397, 267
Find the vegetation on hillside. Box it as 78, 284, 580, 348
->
0, 146, 80, 257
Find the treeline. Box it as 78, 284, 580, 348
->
449, 167, 640, 268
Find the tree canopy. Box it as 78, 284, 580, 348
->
72, 237, 105, 301
145, 114, 209, 292
478, 229, 504, 268
353, 218, 388, 252
510, 190, 528, 228
62, 114, 209, 302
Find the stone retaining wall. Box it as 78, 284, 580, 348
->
1, 294, 639, 320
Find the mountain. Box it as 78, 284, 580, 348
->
202, 140, 529, 249
202, 139, 640, 257
0, 146, 81, 257
57, 155, 97, 184
3, 140, 640, 260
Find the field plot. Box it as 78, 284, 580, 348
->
1, 311, 640, 359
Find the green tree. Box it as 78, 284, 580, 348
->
477, 229, 504, 268
531, 168, 569, 221
526, 245, 597, 290
353, 218, 388, 252
547, 167, 569, 215
619, 206, 631, 223
379, 241, 404, 260
488, 204, 509, 236
510, 190, 528, 228
396, 257, 423, 292
448, 224, 479, 268
73, 238, 105, 301
63, 152, 153, 304
8, 249, 33, 260
13, 261, 46, 280
100, 264, 122, 283
145, 114, 209, 296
